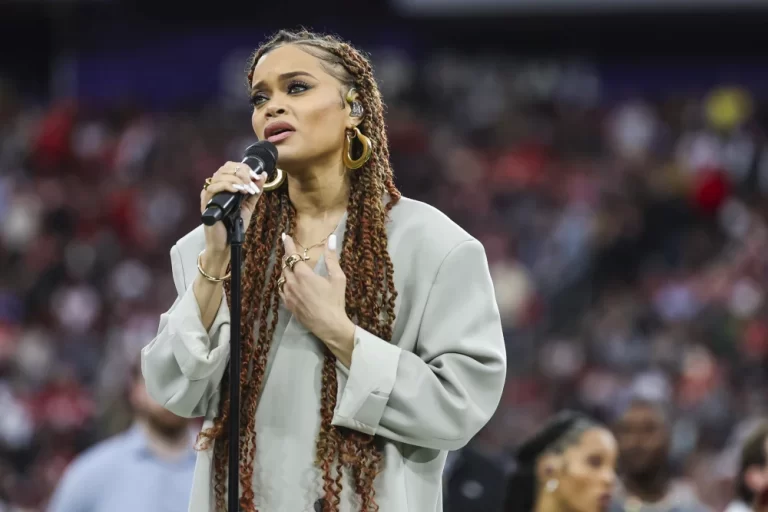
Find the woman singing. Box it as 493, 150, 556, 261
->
141, 29, 506, 512
504, 411, 618, 512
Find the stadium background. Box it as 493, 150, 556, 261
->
2, 0, 768, 509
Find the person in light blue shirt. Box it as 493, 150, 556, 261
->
47, 362, 195, 512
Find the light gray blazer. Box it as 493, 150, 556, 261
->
141, 196, 507, 512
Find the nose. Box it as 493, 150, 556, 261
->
621, 435, 641, 452
266, 104, 287, 118
603, 467, 617, 488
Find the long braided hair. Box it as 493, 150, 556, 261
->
196, 29, 401, 512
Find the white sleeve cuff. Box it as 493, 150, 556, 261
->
167, 285, 230, 381
331, 326, 402, 435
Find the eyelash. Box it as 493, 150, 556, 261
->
250, 81, 311, 107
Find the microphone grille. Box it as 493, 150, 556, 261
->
244, 141, 278, 166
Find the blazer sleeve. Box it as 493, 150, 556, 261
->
331, 239, 507, 451
141, 244, 231, 418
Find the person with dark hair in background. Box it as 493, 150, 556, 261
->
504, 411, 617, 512
141, 28, 506, 512
611, 399, 709, 512
46, 362, 195, 512
726, 422, 768, 512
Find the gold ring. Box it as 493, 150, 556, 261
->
233, 166, 240, 175
283, 253, 304, 272
203, 177, 213, 190
278, 276, 286, 292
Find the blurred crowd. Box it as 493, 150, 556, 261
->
1, 50, 768, 510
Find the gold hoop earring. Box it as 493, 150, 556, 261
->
262, 168, 285, 191
343, 127, 372, 170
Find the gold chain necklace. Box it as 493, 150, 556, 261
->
295, 227, 337, 260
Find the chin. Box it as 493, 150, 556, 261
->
147, 410, 188, 433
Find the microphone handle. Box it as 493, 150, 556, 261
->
201, 156, 266, 226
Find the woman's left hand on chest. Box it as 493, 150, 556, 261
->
279, 234, 356, 365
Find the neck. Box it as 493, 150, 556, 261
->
623, 470, 671, 503
137, 419, 190, 461
535, 491, 565, 512
286, 160, 350, 218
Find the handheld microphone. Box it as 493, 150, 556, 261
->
201, 141, 278, 226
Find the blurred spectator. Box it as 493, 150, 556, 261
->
45, 362, 195, 512
726, 422, 768, 512
444, 424, 509, 512
611, 399, 709, 512
503, 410, 617, 512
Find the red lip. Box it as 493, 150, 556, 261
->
598, 494, 612, 510
264, 121, 295, 141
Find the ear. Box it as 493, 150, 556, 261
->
745, 465, 768, 495
344, 87, 364, 129
536, 454, 563, 484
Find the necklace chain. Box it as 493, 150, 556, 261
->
295, 227, 337, 260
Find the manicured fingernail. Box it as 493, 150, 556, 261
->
233, 184, 245, 191
259, 172, 268, 181
249, 170, 259, 181
328, 234, 337, 251
248, 183, 258, 194
281, 232, 286, 242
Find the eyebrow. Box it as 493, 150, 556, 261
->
250, 71, 317, 93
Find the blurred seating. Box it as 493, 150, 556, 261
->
0, 55, 767, 510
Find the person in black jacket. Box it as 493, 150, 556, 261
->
444, 435, 509, 512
